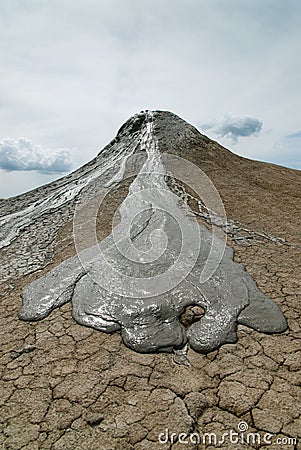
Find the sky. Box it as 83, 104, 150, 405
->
0, 0, 300, 198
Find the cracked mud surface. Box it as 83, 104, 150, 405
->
1, 220, 300, 450
1, 111, 301, 449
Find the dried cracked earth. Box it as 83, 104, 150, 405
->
1, 124, 301, 450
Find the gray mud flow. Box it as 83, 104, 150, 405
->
19, 111, 287, 354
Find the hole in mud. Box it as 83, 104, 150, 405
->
180, 305, 205, 328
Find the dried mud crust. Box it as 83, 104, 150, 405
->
1, 230, 301, 449
0, 109, 300, 450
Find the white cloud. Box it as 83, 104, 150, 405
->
287, 130, 301, 139
201, 115, 263, 144
0, 137, 72, 173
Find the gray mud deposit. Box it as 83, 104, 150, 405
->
19, 111, 287, 354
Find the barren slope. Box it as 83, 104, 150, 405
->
0, 111, 300, 449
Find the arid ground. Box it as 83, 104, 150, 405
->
1, 116, 301, 449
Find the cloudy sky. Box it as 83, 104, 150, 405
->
0, 0, 300, 198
